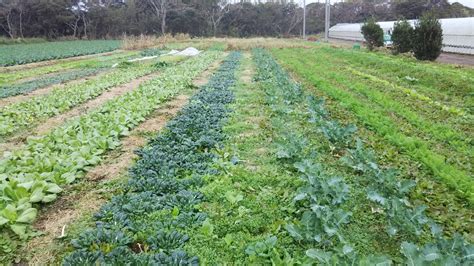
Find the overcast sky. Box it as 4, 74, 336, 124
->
299, 0, 474, 8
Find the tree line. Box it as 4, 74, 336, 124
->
0, 0, 473, 39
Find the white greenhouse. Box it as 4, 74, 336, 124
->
328, 17, 474, 55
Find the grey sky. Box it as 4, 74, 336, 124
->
298, 0, 474, 8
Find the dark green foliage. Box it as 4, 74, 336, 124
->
413, 13, 443, 61
392, 19, 414, 53
154, 61, 171, 68
0, 68, 104, 99
63, 52, 242, 265
361, 18, 384, 51
0, 41, 121, 66
140, 48, 163, 57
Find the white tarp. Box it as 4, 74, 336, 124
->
166, 47, 201, 56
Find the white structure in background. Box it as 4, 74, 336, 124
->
329, 17, 474, 55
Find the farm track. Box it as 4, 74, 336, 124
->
0, 71, 160, 155
0, 50, 122, 73
17, 56, 225, 265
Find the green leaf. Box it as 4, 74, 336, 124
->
305, 248, 331, 263
10, 224, 27, 238
42, 194, 57, 203
2, 205, 17, 221
29, 188, 44, 203
46, 183, 62, 194
16, 208, 37, 223
0, 216, 9, 226
200, 219, 214, 237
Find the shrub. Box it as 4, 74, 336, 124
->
361, 18, 384, 51
413, 13, 443, 61
392, 19, 414, 54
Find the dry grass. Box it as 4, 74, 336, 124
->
219, 37, 314, 50
121, 33, 191, 50
122, 35, 315, 51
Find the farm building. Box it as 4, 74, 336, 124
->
329, 17, 474, 54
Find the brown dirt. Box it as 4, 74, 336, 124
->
436, 53, 474, 67
0, 70, 111, 108
0, 71, 161, 156
20, 57, 223, 265
0, 51, 121, 73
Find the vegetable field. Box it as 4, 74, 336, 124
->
0, 40, 121, 66
0, 39, 472, 265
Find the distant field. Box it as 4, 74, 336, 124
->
0, 40, 121, 66
0, 39, 472, 265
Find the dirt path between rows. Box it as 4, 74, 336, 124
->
0, 70, 112, 108
19, 55, 224, 265
0, 71, 161, 156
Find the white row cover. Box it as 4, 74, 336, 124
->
329, 17, 474, 55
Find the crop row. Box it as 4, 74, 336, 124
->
0, 51, 138, 86
62, 52, 242, 264
0, 40, 121, 67
0, 67, 105, 99
319, 46, 474, 103
252, 49, 473, 264
0, 51, 220, 255
273, 49, 473, 204
0, 59, 172, 137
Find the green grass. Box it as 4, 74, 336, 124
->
185, 54, 306, 263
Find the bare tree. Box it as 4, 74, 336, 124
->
145, 0, 175, 35
206, 0, 232, 36
0, 0, 23, 38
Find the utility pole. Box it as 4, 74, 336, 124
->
303, 0, 306, 39
324, 0, 330, 42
